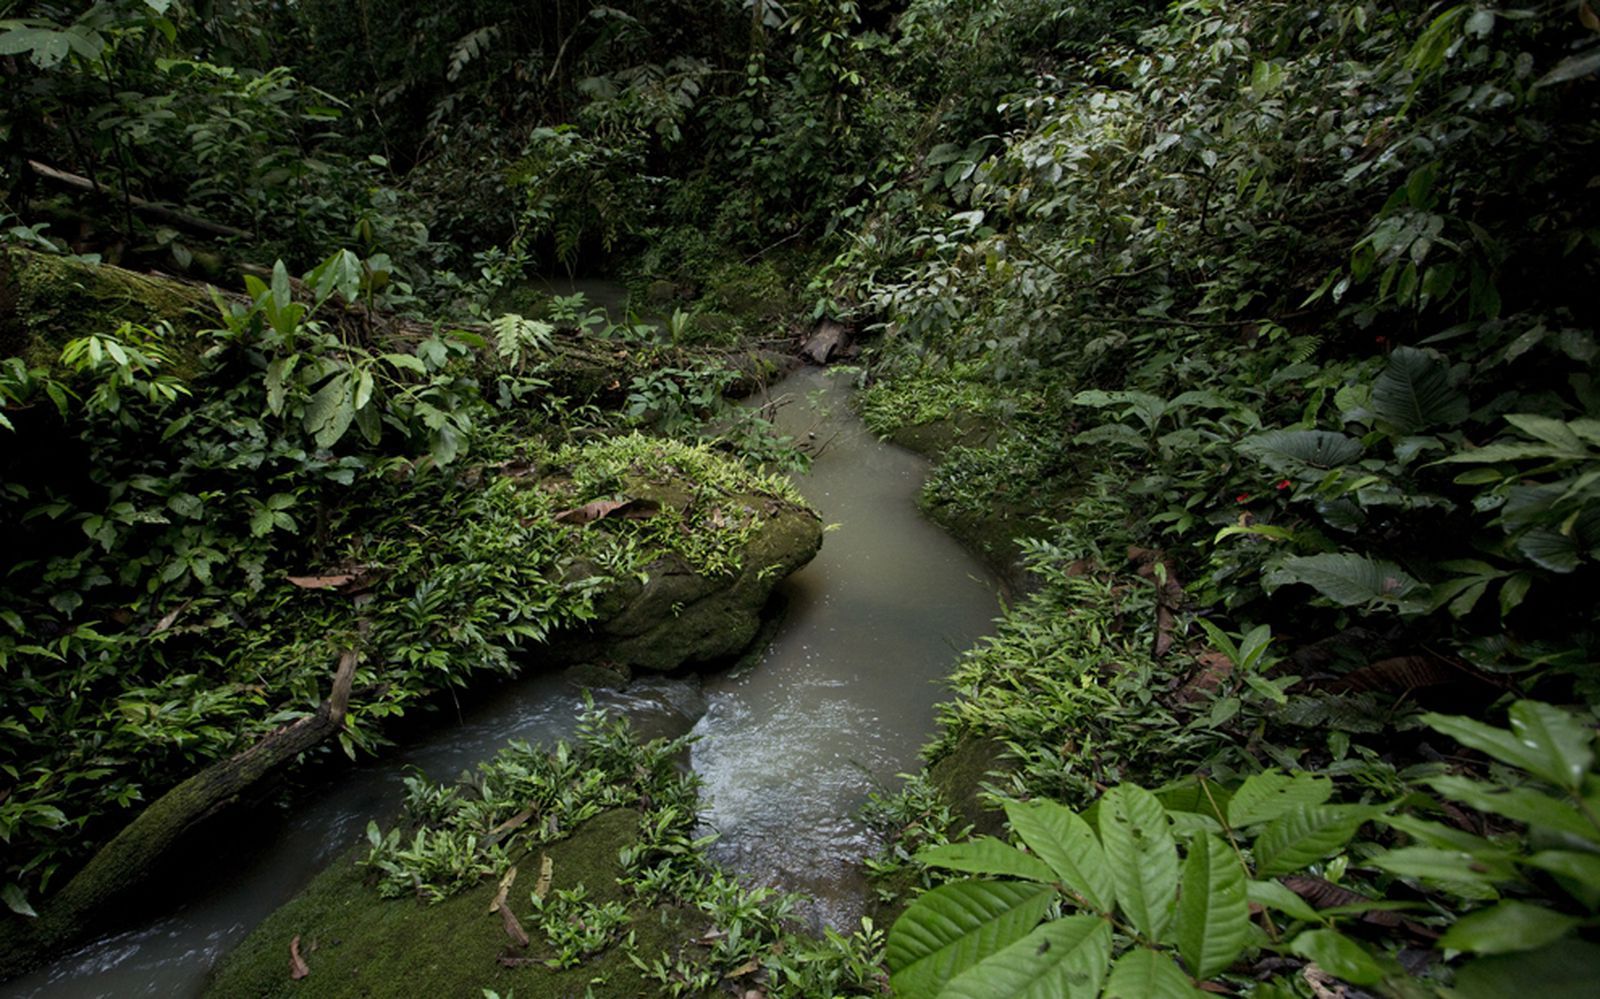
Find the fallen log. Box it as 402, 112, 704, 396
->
27, 159, 256, 241
0, 646, 360, 979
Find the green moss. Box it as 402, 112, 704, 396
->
205, 809, 694, 999
927, 734, 1012, 841
0, 247, 212, 370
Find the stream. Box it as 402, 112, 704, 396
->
5, 364, 998, 998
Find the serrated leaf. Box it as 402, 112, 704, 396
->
919, 837, 1056, 883
1102, 947, 1201, 998
1176, 833, 1250, 979
1440, 900, 1580, 956
1252, 805, 1375, 877
1370, 346, 1468, 433
938, 915, 1111, 999
1289, 929, 1387, 986
1005, 799, 1116, 912
1099, 785, 1179, 940
1227, 771, 1333, 828
886, 879, 1055, 997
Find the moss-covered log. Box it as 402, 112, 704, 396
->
0, 649, 360, 978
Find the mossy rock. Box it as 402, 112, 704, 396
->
204, 808, 701, 998
552, 493, 822, 672
927, 733, 1012, 841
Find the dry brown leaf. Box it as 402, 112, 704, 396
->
150, 599, 191, 635
533, 853, 553, 901
723, 956, 761, 980
488, 865, 518, 915
485, 805, 538, 845
286, 573, 356, 590
1583, 2, 1600, 32
289, 934, 310, 980
554, 497, 661, 526
500, 901, 531, 948
1326, 654, 1462, 694
1176, 649, 1236, 704
1129, 547, 1184, 658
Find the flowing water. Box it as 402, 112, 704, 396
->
4, 358, 999, 997
693, 366, 1000, 928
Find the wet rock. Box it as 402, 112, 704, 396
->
800, 319, 852, 365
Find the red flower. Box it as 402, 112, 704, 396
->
1235, 493, 1252, 504
1276, 479, 1292, 491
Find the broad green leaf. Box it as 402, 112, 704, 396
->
1252, 805, 1375, 877
1263, 553, 1422, 608
1440, 900, 1580, 955
1237, 429, 1363, 471
1004, 799, 1116, 912
1369, 845, 1518, 884
1246, 880, 1321, 923
1099, 784, 1179, 941
1227, 771, 1332, 828
1369, 345, 1467, 433
1454, 940, 1600, 999
919, 836, 1056, 883
1435, 441, 1573, 464
1422, 710, 1555, 778
1176, 833, 1250, 979
1507, 701, 1595, 791
1504, 414, 1586, 453
886, 879, 1055, 998
938, 915, 1111, 999
382, 352, 428, 376
1524, 850, 1600, 908
1380, 814, 1498, 853
1426, 776, 1596, 841
1289, 929, 1387, 986
2, 882, 36, 918
1536, 48, 1600, 88
1102, 947, 1201, 998
1515, 527, 1585, 573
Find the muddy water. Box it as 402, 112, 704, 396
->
5, 362, 999, 997
692, 366, 999, 929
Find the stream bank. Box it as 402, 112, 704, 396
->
5, 360, 1001, 998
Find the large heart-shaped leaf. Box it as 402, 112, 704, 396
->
1369, 346, 1467, 433
1238, 429, 1364, 472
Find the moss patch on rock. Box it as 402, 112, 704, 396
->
204, 809, 688, 998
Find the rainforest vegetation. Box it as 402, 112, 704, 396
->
2, 0, 1600, 996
